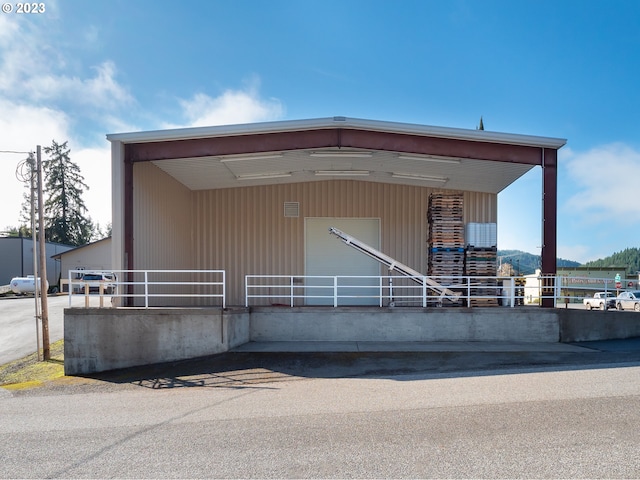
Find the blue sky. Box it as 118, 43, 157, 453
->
1, 0, 639, 263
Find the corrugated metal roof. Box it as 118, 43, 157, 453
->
109, 117, 565, 195
107, 116, 567, 149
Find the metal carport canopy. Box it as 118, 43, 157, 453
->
108, 116, 565, 195
107, 116, 566, 306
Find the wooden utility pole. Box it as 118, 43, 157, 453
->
29, 152, 42, 361
36, 145, 50, 360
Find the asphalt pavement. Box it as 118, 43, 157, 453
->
2, 304, 640, 479
0, 293, 104, 364
1, 343, 639, 478
29, 336, 638, 394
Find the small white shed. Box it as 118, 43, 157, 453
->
53, 237, 112, 290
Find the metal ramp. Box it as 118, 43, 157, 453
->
328, 227, 462, 305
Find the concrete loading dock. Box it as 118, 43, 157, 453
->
64, 306, 640, 374
65, 117, 579, 375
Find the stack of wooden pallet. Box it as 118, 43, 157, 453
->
427, 193, 465, 288
428, 193, 464, 248
514, 277, 526, 306
464, 249, 497, 276
465, 246, 499, 307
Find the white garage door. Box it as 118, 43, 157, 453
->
305, 218, 381, 305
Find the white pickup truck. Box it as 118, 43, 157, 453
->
72, 272, 117, 294
583, 292, 616, 310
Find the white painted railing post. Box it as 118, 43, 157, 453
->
422, 276, 427, 308
333, 276, 338, 307
290, 275, 294, 307
510, 277, 515, 308
144, 271, 149, 308
68, 271, 72, 307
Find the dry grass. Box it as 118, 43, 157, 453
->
0, 340, 65, 390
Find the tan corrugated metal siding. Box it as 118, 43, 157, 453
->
191, 180, 496, 306
132, 168, 497, 306
134, 163, 193, 269
133, 163, 194, 306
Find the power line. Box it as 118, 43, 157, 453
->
16, 154, 35, 184
0, 149, 32, 154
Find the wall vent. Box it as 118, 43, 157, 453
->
284, 202, 299, 218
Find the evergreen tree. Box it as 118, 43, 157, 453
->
94, 221, 112, 240
2, 225, 31, 237
42, 140, 95, 246
583, 247, 640, 274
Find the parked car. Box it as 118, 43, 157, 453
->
73, 272, 117, 294
616, 291, 640, 311
583, 291, 616, 310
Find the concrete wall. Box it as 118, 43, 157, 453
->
558, 309, 640, 342
64, 308, 250, 375
250, 308, 640, 343
250, 307, 561, 343
64, 306, 640, 375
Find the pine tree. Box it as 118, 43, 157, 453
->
42, 140, 95, 246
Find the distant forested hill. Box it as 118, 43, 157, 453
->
582, 247, 640, 274
497, 247, 640, 275
497, 250, 581, 275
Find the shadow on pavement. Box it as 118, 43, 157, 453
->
83, 339, 640, 390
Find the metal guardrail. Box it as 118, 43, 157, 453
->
68, 269, 226, 308
63, 270, 636, 309
245, 274, 638, 308
246, 274, 521, 307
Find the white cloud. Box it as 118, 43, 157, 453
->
0, 12, 125, 231
0, 20, 37, 92
0, 99, 70, 148
0, 100, 71, 229
0, 15, 19, 45
554, 143, 640, 263
0, 15, 133, 113
0, 99, 111, 231
165, 80, 285, 129
564, 143, 640, 221
72, 146, 112, 229
23, 61, 134, 109
0, 14, 285, 236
